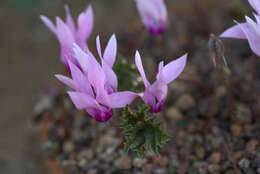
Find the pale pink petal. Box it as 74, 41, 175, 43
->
136, 0, 167, 35
40, 15, 57, 34
237, 21, 260, 56
149, 79, 168, 102
249, 0, 260, 14
156, 0, 167, 22
64, 5, 76, 34
56, 17, 75, 64
68, 91, 98, 110
162, 54, 187, 84
254, 13, 260, 25
77, 5, 94, 42
109, 91, 138, 108
102, 60, 118, 92
68, 61, 94, 97
56, 17, 75, 44
135, 51, 150, 87
55, 74, 75, 89
220, 23, 247, 39
87, 52, 105, 89
156, 61, 164, 80
103, 34, 117, 67
87, 51, 110, 106
245, 16, 260, 36
73, 43, 89, 73
96, 35, 103, 59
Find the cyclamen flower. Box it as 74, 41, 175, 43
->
56, 36, 138, 122
220, 0, 260, 56
40, 5, 94, 70
135, 51, 187, 113
135, 0, 168, 35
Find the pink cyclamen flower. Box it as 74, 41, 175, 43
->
135, 0, 168, 35
40, 5, 94, 70
135, 51, 187, 113
220, 0, 260, 56
55, 36, 138, 122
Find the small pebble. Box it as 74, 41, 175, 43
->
231, 124, 242, 137
175, 94, 196, 111
208, 164, 220, 173
114, 154, 131, 169
238, 158, 250, 170
166, 107, 183, 121
63, 140, 74, 153
133, 158, 147, 168
87, 169, 98, 174
153, 168, 167, 174
209, 152, 221, 164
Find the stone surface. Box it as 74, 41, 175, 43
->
114, 155, 132, 169
166, 107, 183, 121
175, 94, 196, 111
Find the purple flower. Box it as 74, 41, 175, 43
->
40, 5, 94, 70
220, 0, 260, 56
55, 36, 138, 122
135, 0, 168, 35
135, 51, 187, 113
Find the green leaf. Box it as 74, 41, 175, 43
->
120, 105, 171, 157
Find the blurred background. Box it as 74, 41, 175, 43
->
0, 0, 258, 173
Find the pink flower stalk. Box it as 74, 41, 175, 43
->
135, 0, 168, 35
135, 51, 187, 113
55, 36, 138, 122
40, 5, 94, 70
220, 0, 260, 56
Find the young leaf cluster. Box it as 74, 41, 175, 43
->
114, 56, 142, 91
120, 105, 171, 157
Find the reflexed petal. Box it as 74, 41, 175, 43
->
236, 21, 260, 56
73, 43, 89, 73
40, 15, 57, 34
77, 5, 94, 42
55, 74, 75, 89
136, 0, 160, 21
56, 17, 75, 64
249, 0, 260, 15
96, 35, 103, 59
86, 107, 112, 122
68, 91, 98, 110
135, 51, 150, 87
87, 52, 105, 89
149, 79, 168, 102
87, 51, 110, 106
136, 0, 167, 35
220, 23, 247, 39
102, 60, 118, 92
109, 91, 138, 108
253, 13, 260, 26
64, 5, 76, 34
162, 54, 187, 84
56, 17, 75, 45
245, 16, 260, 36
156, 0, 167, 22
142, 89, 156, 107
68, 61, 94, 97
103, 34, 117, 67
156, 61, 164, 80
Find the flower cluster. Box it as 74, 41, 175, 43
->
41, 5, 94, 71
221, 0, 260, 56
41, 3, 187, 122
